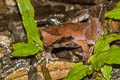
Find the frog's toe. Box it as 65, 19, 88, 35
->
34, 51, 58, 67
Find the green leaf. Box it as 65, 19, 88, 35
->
93, 34, 120, 54
16, 0, 44, 48
90, 45, 120, 71
105, 46, 120, 64
89, 33, 120, 71
12, 42, 40, 56
101, 65, 112, 80
105, 1, 120, 19
105, 8, 120, 19
93, 36, 109, 55
64, 62, 93, 80
115, 1, 120, 9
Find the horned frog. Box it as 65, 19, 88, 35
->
40, 14, 103, 62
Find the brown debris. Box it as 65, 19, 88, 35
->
49, 0, 108, 4
0, 49, 6, 59
6, 61, 75, 80
111, 21, 120, 33
0, 0, 8, 14
5, 69, 28, 80
102, 0, 120, 33
0, 35, 11, 59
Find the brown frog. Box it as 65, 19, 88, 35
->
40, 15, 103, 61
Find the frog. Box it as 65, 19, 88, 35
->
40, 14, 103, 62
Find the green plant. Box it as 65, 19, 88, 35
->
12, 0, 44, 56
11, 0, 120, 80
64, 1, 120, 80
11, 0, 52, 80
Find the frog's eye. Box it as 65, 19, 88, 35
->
97, 30, 100, 34
97, 28, 101, 34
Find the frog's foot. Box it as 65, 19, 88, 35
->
34, 51, 58, 67
73, 40, 90, 63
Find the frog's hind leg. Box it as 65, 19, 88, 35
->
74, 40, 89, 63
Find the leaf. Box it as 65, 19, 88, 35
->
12, 42, 40, 56
105, 46, 120, 64
115, 1, 120, 9
93, 36, 109, 55
90, 45, 120, 71
93, 34, 120, 54
101, 65, 112, 80
89, 34, 120, 70
16, 0, 44, 48
64, 62, 93, 80
105, 1, 120, 19
105, 8, 120, 20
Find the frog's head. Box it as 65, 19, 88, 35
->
85, 17, 104, 44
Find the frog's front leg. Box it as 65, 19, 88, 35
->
74, 40, 89, 62
34, 50, 57, 67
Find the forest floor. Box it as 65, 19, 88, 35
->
0, 0, 120, 80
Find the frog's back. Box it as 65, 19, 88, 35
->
59, 22, 89, 38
